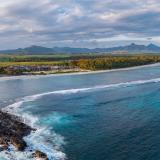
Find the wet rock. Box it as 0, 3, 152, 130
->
0, 110, 49, 160
10, 137, 27, 151
34, 150, 48, 160
0, 136, 9, 150
0, 110, 32, 151
0, 143, 8, 150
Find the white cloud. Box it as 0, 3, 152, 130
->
0, 0, 160, 49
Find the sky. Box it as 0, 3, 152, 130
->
0, 0, 160, 49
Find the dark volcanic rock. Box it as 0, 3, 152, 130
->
0, 110, 32, 151
0, 110, 49, 160
10, 136, 27, 151
34, 150, 48, 160
0, 136, 8, 150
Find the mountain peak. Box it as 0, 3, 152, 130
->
147, 43, 159, 50
0, 43, 160, 54
148, 43, 157, 47
130, 43, 136, 46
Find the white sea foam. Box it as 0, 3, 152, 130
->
2, 108, 66, 160
2, 100, 66, 160
12, 77, 160, 102
2, 77, 160, 160
3, 77, 160, 110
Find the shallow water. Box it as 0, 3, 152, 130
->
1, 65, 160, 160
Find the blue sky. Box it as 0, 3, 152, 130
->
0, 0, 160, 49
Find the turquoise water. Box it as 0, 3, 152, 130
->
1, 65, 160, 159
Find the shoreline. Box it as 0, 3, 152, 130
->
0, 110, 48, 159
1, 62, 160, 159
0, 110, 32, 151
0, 63, 160, 81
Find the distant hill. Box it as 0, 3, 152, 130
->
1, 43, 160, 54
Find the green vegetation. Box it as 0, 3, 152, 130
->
0, 54, 98, 62
0, 61, 68, 67
72, 55, 160, 70
1, 54, 160, 75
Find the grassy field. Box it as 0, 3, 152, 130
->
0, 53, 145, 63
0, 54, 98, 62
0, 61, 68, 67
1, 54, 160, 75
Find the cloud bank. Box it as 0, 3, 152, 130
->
0, 0, 160, 49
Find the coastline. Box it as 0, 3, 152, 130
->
0, 110, 49, 159
0, 63, 160, 81
1, 62, 160, 159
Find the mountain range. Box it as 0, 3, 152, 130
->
1, 43, 160, 54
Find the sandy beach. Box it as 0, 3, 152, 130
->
0, 63, 160, 81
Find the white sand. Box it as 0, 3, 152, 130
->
0, 63, 160, 81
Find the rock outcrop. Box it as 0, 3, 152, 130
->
34, 150, 49, 160
0, 110, 49, 159
0, 111, 31, 151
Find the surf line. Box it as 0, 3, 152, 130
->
4, 77, 160, 111
1, 77, 160, 160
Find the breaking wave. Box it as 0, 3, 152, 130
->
6, 77, 160, 104
2, 77, 160, 160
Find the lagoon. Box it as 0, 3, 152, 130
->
1, 65, 160, 159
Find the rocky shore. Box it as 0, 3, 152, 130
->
0, 110, 48, 160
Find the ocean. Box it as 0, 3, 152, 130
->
1, 65, 160, 160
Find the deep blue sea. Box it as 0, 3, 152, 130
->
1, 65, 160, 160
